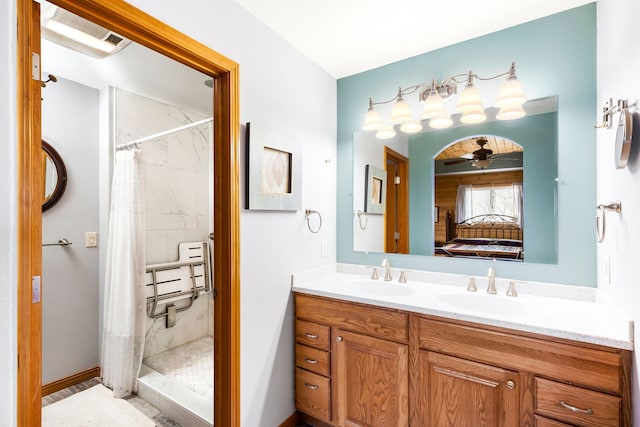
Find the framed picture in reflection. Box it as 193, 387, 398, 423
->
365, 164, 386, 214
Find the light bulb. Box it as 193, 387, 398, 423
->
473, 159, 492, 169
376, 125, 396, 139
400, 120, 423, 134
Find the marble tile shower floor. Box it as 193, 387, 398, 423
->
143, 335, 213, 399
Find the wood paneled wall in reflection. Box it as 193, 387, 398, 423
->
434, 170, 523, 244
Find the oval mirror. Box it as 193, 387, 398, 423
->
42, 140, 67, 212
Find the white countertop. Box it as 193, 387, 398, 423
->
291, 264, 634, 350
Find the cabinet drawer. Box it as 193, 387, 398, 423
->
535, 377, 621, 427
296, 343, 330, 376
535, 415, 575, 427
296, 319, 330, 350
296, 293, 408, 343
296, 368, 331, 423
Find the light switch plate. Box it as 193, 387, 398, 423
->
85, 232, 98, 247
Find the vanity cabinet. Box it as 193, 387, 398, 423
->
295, 293, 631, 427
295, 294, 409, 426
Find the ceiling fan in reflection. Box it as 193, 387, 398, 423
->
443, 137, 519, 170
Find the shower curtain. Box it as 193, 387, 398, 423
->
101, 149, 146, 398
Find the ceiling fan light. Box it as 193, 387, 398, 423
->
496, 104, 526, 120
421, 92, 448, 119
429, 113, 453, 129
400, 120, 423, 134
460, 107, 487, 124
456, 85, 483, 113
390, 97, 412, 124
363, 107, 383, 131
494, 78, 526, 108
376, 125, 397, 139
473, 159, 492, 169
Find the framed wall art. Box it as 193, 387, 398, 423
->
246, 122, 302, 211
364, 164, 386, 214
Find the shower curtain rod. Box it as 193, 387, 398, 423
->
116, 117, 213, 151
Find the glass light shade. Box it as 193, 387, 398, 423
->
460, 107, 487, 124
400, 120, 423, 134
473, 159, 492, 169
390, 98, 412, 124
496, 104, 526, 120
429, 113, 453, 129
456, 85, 483, 113
376, 125, 396, 139
494, 78, 526, 108
363, 108, 383, 131
421, 92, 447, 119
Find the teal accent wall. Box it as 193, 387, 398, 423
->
409, 112, 557, 263
337, 4, 597, 286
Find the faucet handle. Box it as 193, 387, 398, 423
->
506, 280, 526, 297
467, 276, 477, 292
367, 266, 379, 280
398, 270, 408, 283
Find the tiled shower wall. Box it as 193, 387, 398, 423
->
115, 89, 213, 358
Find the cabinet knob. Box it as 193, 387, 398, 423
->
506, 380, 516, 390
337, 336, 343, 342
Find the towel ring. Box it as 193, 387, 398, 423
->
305, 209, 322, 234
596, 201, 622, 243
354, 210, 368, 230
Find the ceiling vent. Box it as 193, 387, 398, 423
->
41, 3, 131, 59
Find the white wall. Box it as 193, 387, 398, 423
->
123, 1, 337, 425
41, 76, 100, 384
0, 0, 17, 424
596, 0, 640, 424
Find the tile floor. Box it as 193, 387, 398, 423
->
42, 377, 182, 427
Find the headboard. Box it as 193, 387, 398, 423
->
445, 212, 522, 242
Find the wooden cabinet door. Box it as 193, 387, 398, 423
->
335, 330, 408, 427
418, 351, 519, 427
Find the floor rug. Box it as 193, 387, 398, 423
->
42, 384, 155, 426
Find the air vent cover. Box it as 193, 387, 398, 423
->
41, 4, 131, 59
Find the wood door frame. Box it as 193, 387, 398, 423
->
384, 146, 409, 254
16, 1, 241, 426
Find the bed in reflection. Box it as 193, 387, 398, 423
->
435, 212, 523, 260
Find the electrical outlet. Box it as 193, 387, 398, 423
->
85, 232, 98, 248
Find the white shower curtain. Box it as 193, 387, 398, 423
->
101, 149, 146, 398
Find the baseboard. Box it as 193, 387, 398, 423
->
279, 410, 300, 427
42, 366, 101, 396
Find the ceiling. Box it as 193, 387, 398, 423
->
232, 0, 593, 78
435, 136, 523, 160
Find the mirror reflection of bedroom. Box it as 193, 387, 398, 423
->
433, 135, 524, 261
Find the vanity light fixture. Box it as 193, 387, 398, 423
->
363, 62, 527, 138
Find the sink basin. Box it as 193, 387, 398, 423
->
339, 280, 415, 297
437, 292, 536, 317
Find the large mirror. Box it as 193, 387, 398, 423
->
353, 96, 557, 264
42, 139, 67, 212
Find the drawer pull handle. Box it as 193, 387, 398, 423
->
304, 381, 318, 390
304, 332, 319, 339
304, 356, 318, 364
559, 400, 594, 415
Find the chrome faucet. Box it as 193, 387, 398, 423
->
381, 259, 393, 281
487, 266, 497, 294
